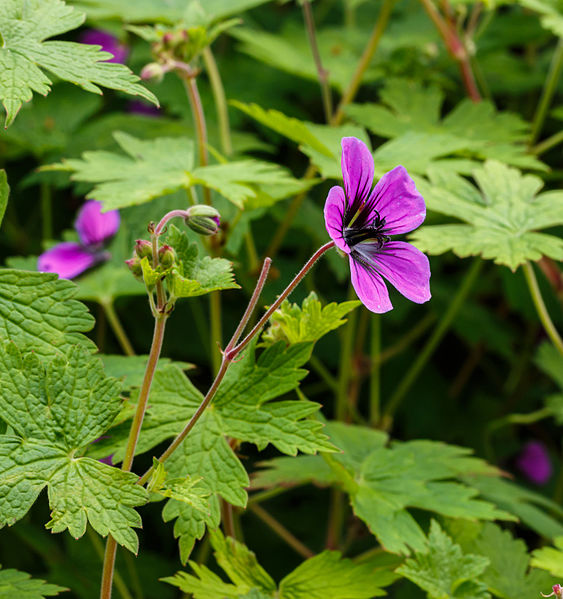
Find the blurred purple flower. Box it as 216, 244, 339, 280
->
128, 99, 161, 117
98, 454, 114, 466
38, 200, 120, 279
79, 29, 128, 64
516, 441, 552, 485
324, 137, 430, 313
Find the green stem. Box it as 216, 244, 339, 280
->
87, 528, 133, 599
332, 0, 395, 125
100, 312, 168, 599
532, 129, 563, 156
370, 314, 381, 426
382, 258, 483, 426
529, 39, 563, 147
523, 261, 563, 359
325, 489, 344, 549
248, 504, 314, 558
101, 301, 135, 357
209, 292, 222, 375
310, 355, 338, 393
247, 486, 292, 506
302, 0, 333, 122
202, 47, 233, 156
336, 287, 358, 421
40, 182, 52, 241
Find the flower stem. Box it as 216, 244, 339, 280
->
99, 312, 168, 599
532, 129, 563, 156
523, 261, 563, 359
138, 243, 334, 486
40, 182, 52, 241
369, 314, 381, 426
101, 301, 135, 357
210, 292, 222, 375
529, 39, 563, 147
249, 504, 315, 558
302, 0, 333, 122
331, 0, 395, 125
202, 47, 233, 156
87, 528, 133, 599
381, 258, 483, 427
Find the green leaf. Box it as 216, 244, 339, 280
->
92, 341, 333, 559
251, 455, 338, 490
535, 341, 563, 389
0, 269, 95, 358
531, 537, 563, 576
397, 520, 491, 599
0, 565, 67, 598
0, 170, 8, 229
0, 0, 157, 127
48, 132, 300, 209
346, 79, 544, 171
163, 530, 397, 599
518, 0, 563, 36
262, 292, 360, 346
230, 101, 333, 157
165, 226, 239, 298
458, 523, 557, 598
0, 344, 148, 553
100, 354, 193, 389
410, 161, 563, 270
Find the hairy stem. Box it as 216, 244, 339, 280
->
382, 258, 483, 426
101, 301, 135, 357
529, 39, 563, 147
210, 292, 223, 375
302, 0, 333, 122
523, 261, 563, 359
332, 0, 395, 125
203, 47, 233, 156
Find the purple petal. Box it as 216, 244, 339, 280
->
369, 166, 426, 235
516, 441, 552, 485
341, 137, 374, 206
356, 241, 431, 304
98, 454, 114, 466
37, 242, 98, 279
75, 200, 120, 247
79, 29, 129, 63
349, 255, 393, 313
128, 100, 161, 117
324, 186, 349, 253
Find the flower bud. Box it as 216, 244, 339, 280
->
542, 585, 563, 598
141, 62, 165, 81
158, 244, 176, 267
125, 255, 143, 280
135, 239, 153, 260
186, 205, 220, 236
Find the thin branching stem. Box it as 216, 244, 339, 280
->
101, 301, 135, 357
203, 46, 233, 156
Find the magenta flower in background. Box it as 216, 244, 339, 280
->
38, 200, 120, 279
324, 137, 430, 313
128, 99, 161, 117
79, 29, 129, 63
516, 440, 552, 485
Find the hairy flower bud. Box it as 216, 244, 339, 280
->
158, 244, 176, 267
125, 255, 143, 280
186, 205, 220, 236
135, 239, 153, 260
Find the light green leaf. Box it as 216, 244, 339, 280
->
535, 341, 563, 389
0, 269, 95, 358
410, 161, 563, 270
0, 0, 157, 127
279, 551, 398, 599
262, 292, 360, 346
48, 132, 300, 209
346, 79, 544, 171
73, 264, 146, 303
165, 226, 239, 298
164, 530, 396, 599
0, 171, 8, 229
397, 520, 490, 599
531, 537, 563, 576
0, 344, 148, 553
518, 0, 563, 36
0, 565, 67, 598
230, 101, 333, 157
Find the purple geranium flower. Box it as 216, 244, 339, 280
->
38, 200, 120, 279
128, 99, 161, 117
79, 29, 129, 64
516, 440, 552, 485
324, 137, 431, 313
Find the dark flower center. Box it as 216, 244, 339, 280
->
343, 209, 389, 250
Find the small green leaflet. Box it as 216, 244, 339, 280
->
0, 170, 8, 229
397, 520, 491, 599
262, 292, 360, 346
531, 537, 563, 577
163, 530, 397, 599
0, 0, 157, 128
0, 344, 148, 553
410, 161, 563, 270
47, 131, 300, 209
345, 78, 544, 171
0, 269, 95, 358
518, 0, 563, 37
0, 565, 67, 598
453, 523, 557, 598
